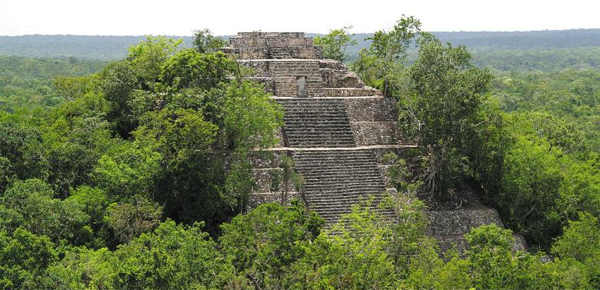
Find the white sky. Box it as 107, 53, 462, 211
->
0, 0, 599, 36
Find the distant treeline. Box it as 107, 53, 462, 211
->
316, 29, 600, 56
2, 29, 600, 60
0, 35, 194, 60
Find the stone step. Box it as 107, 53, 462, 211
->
296, 163, 379, 169
303, 172, 383, 177
293, 154, 375, 159
285, 127, 352, 131
305, 189, 386, 195
295, 159, 378, 163
293, 151, 381, 155
276, 95, 390, 224
286, 133, 354, 137
283, 117, 350, 122
303, 180, 385, 187
282, 105, 347, 108
292, 151, 374, 155
284, 122, 350, 125
286, 144, 356, 148
286, 140, 355, 144
299, 170, 381, 176
312, 207, 393, 215
285, 130, 353, 134
304, 192, 386, 200
303, 178, 385, 185
315, 209, 396, 217
283, 113, 348, 117
286, 136, 353, 140
305, 177, 384, 184
306, 196, 388, 205
285, 135, 355, 140
304, 189, 386, 196
296, 162, 379, 167
313, 209, 396, 223
283, 108, 347, 111
276, 98, 345, 103
282, 107, 346, 111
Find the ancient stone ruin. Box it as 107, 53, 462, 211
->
224, 32, 526, 251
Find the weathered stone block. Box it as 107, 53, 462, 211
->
344, 98, 398, 122
427, 209, 504, 236
350, 122, 400, 146
225, 32, 323, 59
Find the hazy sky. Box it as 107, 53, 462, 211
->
1, 0, 598, 36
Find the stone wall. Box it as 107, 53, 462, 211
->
224, 32, 323, 60
240, 59, 324, 97
344, 98, 401, 146
429, 208, 528, 253
319, 60, 364, 88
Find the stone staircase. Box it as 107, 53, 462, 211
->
278, 98, 355, 148
277, 96, 392, 223
292, 149, 392, 223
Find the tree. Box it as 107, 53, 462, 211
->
498, 135, 564, 247
43, 92, 114, 197
66, 186, 111, 248
127, 36, 181, 89
313, 26, 357, 62
0, 228, 57, 289
0, 179, 91, 244
464, 224, 518, 289
507, 112, 586, 154
46, 220, 239, 290
132, 107, 223, 225
353, 16, 422, 96
106, 194, 163, 244
192, 29, 227, 54
0, 121, 48, 192
400, 35, 492, 197
160, 49, 236, 91
552, 213, 600, 288
100, 60, 139, 137
94, 143, 162, 201
222, 81, 284, 150
219, 202, 324, 289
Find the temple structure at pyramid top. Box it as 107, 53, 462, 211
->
223, 32, 324, 59
223, 32, 381, 98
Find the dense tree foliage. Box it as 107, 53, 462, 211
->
1, 32, 283, 261
6, 200, 589, 289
